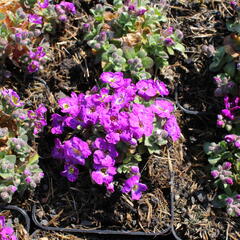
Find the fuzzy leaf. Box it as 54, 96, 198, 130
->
123, 47, 136, 59
5, 155, 16, 164
137, 49, 148, 58
142, 57, 154, 69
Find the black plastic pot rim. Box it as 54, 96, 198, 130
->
0, 205, 30, 232
32, 204, 171, 236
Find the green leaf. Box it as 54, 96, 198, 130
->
223, 62, 236, 78
209, 47, 226, 72
226, 22, 240, 33
203, 142, 213, 155
0, 172, 13, 179
142, 57, 154, 69
208, 156, 221, 165
123, 47, 136, 59
28, 153, 39, 165
173, 43, 185, 52
133, 154, 142, 162
5, 155, 16, 164
137, 49, 148, 58
166, 47, 174, 55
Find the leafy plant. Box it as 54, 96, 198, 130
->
0, 0, 76, 74
83, 0, 185, 80
0, 88, 46, 203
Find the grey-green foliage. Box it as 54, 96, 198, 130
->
84, 0, 185, 80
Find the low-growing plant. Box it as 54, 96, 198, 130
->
51, 72, 181, 200
83, 0, 185, 80
0, 0, 76, 74
210, 1, 240, 79
205, 1, 240, 217
0, 88, 46, 203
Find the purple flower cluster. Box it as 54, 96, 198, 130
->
55, 1, 76, 22
211, 162, 234, 185
226, 194, 240, 216
27, 47, 46, 73
122, 166, 147, 200
1, 89, 24, 108
0, 216, 17, 240
51, 72, 180, 199
28, 104, 47, 134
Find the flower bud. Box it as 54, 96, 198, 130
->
1, 191, 9, 201
211, 170, 219, 179
236, 194, 240, 200
8, 185, 17, 193
222, 162, 232, 170
225, 177, 234, 185
226, 197, 234, 205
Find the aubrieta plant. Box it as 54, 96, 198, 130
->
210, 0, 240, 79
0, 88, 46, 203
84, 0, 185, 80
0, 0, 76, 74
204, 1, 240, 217
0, 216, 17, 240
51, 72, 181, 200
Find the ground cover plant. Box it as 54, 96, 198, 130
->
0, 88, 45, 203
51, 71, 180, 199
205, 0, 240, 217
84, 0, 185, 80
0, 0, 76, 75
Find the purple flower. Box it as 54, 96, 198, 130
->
137, 8, 147, 16
35, 104, 47, 117
59, 1, 76, 14
0, 216, 17, 240
136, 79, 157, 100
100, 72, 125, 89
163, 27, 174, 37
38, 0, 49, 8
27, 60, 40, 73
91, 165, 116, 190
52, 138, 65, 159
1, 89, 24, 107
61, 163, 79, 182
64, 137, 91, 165
51, 114, 66, 134
154, 81, 169, 96
164, 115, 181, 141
28, 14, 43, 24
58, 92, 79, 117
121, 175, 147, 200
29, 47, 46, 60
224, 134, 237, 143
33, 119, 47, 134
152, 100, 174, 118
